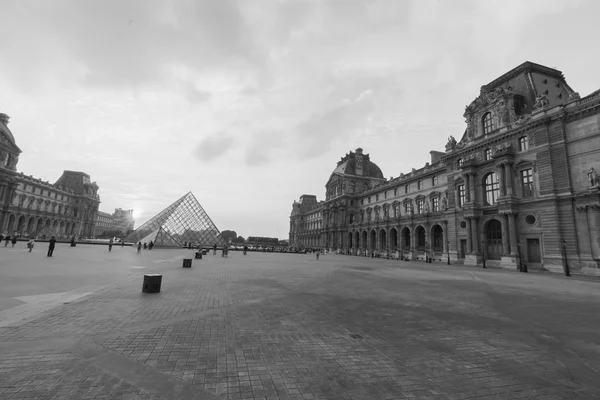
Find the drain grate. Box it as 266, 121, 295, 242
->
349, 333, 363, 339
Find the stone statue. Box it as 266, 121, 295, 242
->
425, 201, 430, 213
409, 203, 414, 215
589, 168, 598, 186
442, 196, 448, 211
568, 92, 581, 102
533, 94, 549, 110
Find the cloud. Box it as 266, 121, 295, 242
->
194, 132, 235, 161
245, 128, 283, 166
185, 84, 212, 103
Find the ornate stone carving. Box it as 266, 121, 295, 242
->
532, 94, 549, 111
442, 196, 448, 211
568, 92, 580, 102
445, 135, 457, 151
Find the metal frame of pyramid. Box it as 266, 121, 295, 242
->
124, 192, 227, 248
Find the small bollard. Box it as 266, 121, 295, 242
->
183, 258, 192, 268
195, 252, 202, 260
142, 274, 162, 293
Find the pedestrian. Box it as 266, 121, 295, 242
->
47, 236, 56, 257
3, 235, 9, 247
121, 239, 124, 248
316, 250, 320, 260
11, 236, 17, 247
0, 233, 3, 243
70, 237, 76, 247
137, 241, 142, 254
149, 240, 154, 250
143, 242, 147, 250
221, 245, 225, 257
213, 244, 217, 255
243, 245, 247, 256
27, 238, 35, 252
108, 237, 114, 252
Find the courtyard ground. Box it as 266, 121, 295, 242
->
1, 244, 600, 399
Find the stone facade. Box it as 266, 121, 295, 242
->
0, 113, 100, 239
289, 62, 600, 276
95, 208, 135, 237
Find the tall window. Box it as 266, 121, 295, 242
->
432, 197, 439, 212
394, 204, 399, 217
432, 175, 437, 186
457, 185, 465, 207
394, 188, 397, 196
417, 180, 423, 190
405, 184, 409, 194
485, 173, 500, 205
404, 203, 410, 214
417, 199, 424, 214
368, 197, 371, 204
483, 112, 494, 134
375, 194, 379, 201
484, 148, 492, 160
457, 158, 464, 168
518, 136, 529, 151
521, 168, 534, 197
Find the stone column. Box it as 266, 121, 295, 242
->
508, 213, 518, 255
587, 206, 600, 260
454, 185, 460, 208
501, 213, 510, 255
466, 217, 473, 253
464, 174, 471, 202
498, 163, 506, 197
470, 218, 479, 253
505, 163, 514, 196
443, 220, 449, 254
469, 174, 476, 204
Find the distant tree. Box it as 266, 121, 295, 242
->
221, 230, 238, 243
232, 236, 245, 244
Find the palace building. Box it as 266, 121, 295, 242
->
289, 61, 600, 276
0, 113, 100, 239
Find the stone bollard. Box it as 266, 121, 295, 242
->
142, 274, 162, 293
183, 258, 192, 268
195, 252, 202, 260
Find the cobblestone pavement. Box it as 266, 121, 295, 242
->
1, 251, 600, 399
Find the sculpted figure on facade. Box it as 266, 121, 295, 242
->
442, 196, 448, 211
588, 168, 598, 187
533, 94, 549, 110
568, 92, 581, 102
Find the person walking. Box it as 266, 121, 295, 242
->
4, 235, 10, 247
137, 241, 142, 254
213, 244, 217, 255
108, 238, 114, 252
316, 249, 320, 260
27, 238, 35, 252
47, 236, 56, 257
149, 240, 154, 250
70, 237, 76, 247
243, 245, 247, 256
0, 234, 3, 244
11, 235, 17, 247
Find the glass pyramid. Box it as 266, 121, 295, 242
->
124, 192, 227, 248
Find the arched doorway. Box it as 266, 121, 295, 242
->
369, 230, 376, 251
36, 218, 44, 232
415, 226, 426, 254
45, 219, 51, 227
389, 228, 398, 254
432, 225, 444, 256
6, 214, 16, 234
361, 231, 368, 255
27, 217, 36, 234
52, 220, 59, 232
17, 216, 26, 235
348, 232, 353, 250
401, 227, 411, 258
379, 229, 387, 252
354, 231, 360, 253
485, 219, 502, 260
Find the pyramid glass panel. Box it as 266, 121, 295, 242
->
124, 192, 227, 248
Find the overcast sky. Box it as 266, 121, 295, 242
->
1, 0, 599, 239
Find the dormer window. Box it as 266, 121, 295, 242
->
405, 184, 409, 194
432, 175, 437, 186
417, 180, 423, 190
482, 112, 494, 134
484, 148, 492, 161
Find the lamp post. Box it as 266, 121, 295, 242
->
447, 240, 451, 265
425, 241, 429, 263
481, 240, 487, 269
562, 240, 571, 277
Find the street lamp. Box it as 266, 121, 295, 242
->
447, 240, 451, 265
563, 240, 571, 277
481, 240, 487, 269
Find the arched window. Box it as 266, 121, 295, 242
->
518, 136, 529, 151
417, 180, 423, 190
431, 175, 437, 186
457, 158, 464, 168
482, 112, 494, 134
484, 173, 500, 205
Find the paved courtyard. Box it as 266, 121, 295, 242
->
1, 245, 600, 399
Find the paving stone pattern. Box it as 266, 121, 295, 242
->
2, 252, 600, 399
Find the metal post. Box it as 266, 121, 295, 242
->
425, 241, 429, 263
563, 240, 571, 277
447, 240, 451, 265
481, 240, 486, 269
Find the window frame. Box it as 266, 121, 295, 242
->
432, 197, 439, 212
484, 148, 492, 161
518, 136, 529, 151
417, 180, 423, 190
417, 199, 424, 214
521, 168, 534, 197
482, 112, 494, 134
405, 184, 409, 194
484, 172, 500, 205
431, 175, 437, 186
457, 184, 465, 207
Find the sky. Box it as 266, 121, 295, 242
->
1, 0, 599, 239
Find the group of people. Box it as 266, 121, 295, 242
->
136, 240, 155, 254
1, 234, 57, 257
